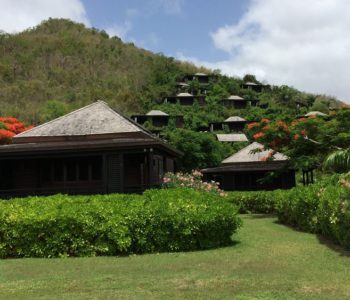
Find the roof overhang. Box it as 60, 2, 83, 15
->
202, 161, 291, 173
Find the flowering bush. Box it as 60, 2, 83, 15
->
0, 117, 33, 144
162, 170, 227, 197
276, 174, 350, 248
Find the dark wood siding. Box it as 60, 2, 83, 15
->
107, 154, 123, 193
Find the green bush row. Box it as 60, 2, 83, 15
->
0, 189, 241, 258
226, 190, 283, 214
275, 183, 350, 248
226, 175, 350, 249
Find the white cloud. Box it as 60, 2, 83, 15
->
105, 21, 132, 40
0, 0, 89, 33
188, 0, 350, 103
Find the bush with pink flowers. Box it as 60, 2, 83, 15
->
162, 170, 227, 197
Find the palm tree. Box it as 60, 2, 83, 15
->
324, 148, 350, 172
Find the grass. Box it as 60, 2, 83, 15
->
1, 215, 349, 300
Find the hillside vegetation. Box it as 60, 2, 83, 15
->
0, 18, 344, 124
0, 18, 348, 172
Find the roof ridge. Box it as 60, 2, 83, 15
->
16, 101, 104, 137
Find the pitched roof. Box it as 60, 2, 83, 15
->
146, 110, 169, 116
305, 111, 328, 117
243, 81, 258, 86
216, 134, 248, 142
194, 72, 207, 76
225, 116, 247, 122
222, 142, 288, 165
15, 101, 145, 138
225, 95, 244, 100
177, 92, 193, 97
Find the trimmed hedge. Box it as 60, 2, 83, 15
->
0, 189, 241, 258
276, 183, 350, 248
226, 190, 284, 214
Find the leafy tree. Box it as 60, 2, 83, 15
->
324, 149, 350, 173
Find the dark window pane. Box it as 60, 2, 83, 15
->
91, 158, 102, 180
79, 162, 89, 181
54, 161, 63, 182
66, 161, 76, 181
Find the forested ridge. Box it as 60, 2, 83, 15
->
0, 18, 345, 123
0, 18, 349, 172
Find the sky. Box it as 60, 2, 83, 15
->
1, 0, 350, 103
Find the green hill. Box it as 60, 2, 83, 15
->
0, 18, 344, 125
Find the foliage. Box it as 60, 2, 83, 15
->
275, 174, 350, 248
324, 148, 350, 173
0, 189, 241, 258
164, 128, 233, 170
162, 170, 227, 197
0, 117, 32, 144
226, 190, 283, 214
245, 112, 350, 171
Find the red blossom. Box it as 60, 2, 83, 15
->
253, 132, 265, 140
247, 122, 259, 130
261, 118, 271, 124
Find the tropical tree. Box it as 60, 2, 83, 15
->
324, 148, 350, 173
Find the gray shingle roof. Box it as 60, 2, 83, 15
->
225, 116, 246, 122
222, 142, 288, 164
226, 95, 244, 100
15, 101, 144, 138
146, 110, 169, 116
305, 111, 327, 117
177, 92, 193, 97
216, 134, 248, 142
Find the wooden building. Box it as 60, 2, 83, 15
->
183, 73, 213, 84
163, 92, 205, 106
209, 116, 247, 132
0, 101, 182, 198
131, 110, 184, 131
202, 142, 295, 191
221, 95, 248, 109
241, 82, 265, 93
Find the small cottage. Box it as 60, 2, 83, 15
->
209, 116, 247, 132
163, 92, 205, 106
202, 142, 295, 191
183, 73, 212, 84
221, 95, 248, 109
241, 82, 265, 93
0, 101, 182, 197
131, 110, 184, 130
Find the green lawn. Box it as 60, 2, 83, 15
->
1, 215, 349, 300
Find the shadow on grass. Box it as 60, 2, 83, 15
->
316, 235, 350, 257
273, 220, 350, 257
242, 213, 276, 219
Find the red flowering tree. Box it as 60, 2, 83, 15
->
245, 117, 323, 169
0, 117, 33, 144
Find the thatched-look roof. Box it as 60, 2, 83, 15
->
146, 110, 169, 116
177, 92, 193, 97
224, 116, 246, 122
305, 111, 327, 117
16, 101, 145, 138
225, 95, 245, 101
243, 82, 258, 86
222, 142, 288, 165
216, 134, 248, 142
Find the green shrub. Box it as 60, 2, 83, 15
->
226, 190, 286, 214
0, 189, 241, 258
276, 179, 350, 249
